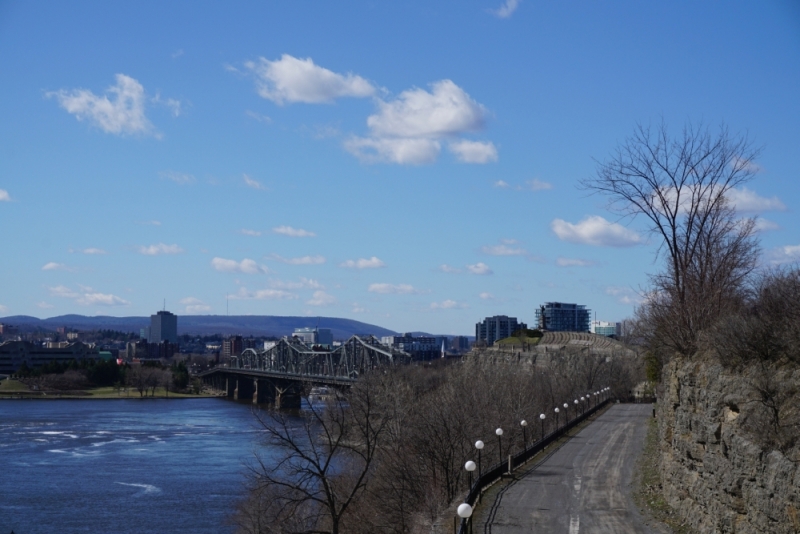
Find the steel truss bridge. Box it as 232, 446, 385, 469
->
198, 335, 410, 408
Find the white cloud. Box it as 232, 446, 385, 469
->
307, 291, 335, 306
526, 179, 552, 191
48, 285, 79, 298
368, 283, 421, 294
501, 238, 518, 245
345, 80, 493, 165
0, 189, 10, 202
48, 284, 128, 306
430, 299, 468, 310
81, 248, 107, 255
556, 257, 596, 267
232, 287, 298, 300
727, 187, 786, 213
42, 262, 76, 272
368, 80, 486, 138
37, 302, 55, 309
768, 244, 800, 265
152, 94, 182, 117
160, 171, 195, 185
77, 292, 130, 306
449, 140, 498, 164
47, 74, 155, 136
273, 226, 316, 238
272, 255, 326, 265
605, 286, 643, 306
340, 257, 386, 269
344, 136, 441, 165
246, 110, 272, 123
439, 264, 462, 273
479, 292, 495, 300
0, 304, 8, 313
180, 297, 211, 314
240, 229, 262, 237
351, 303, 367, 313
138, 243, 184, 255
244, 54, 375, 104
492, 0, 521, 18
495, 179, 552, 191
270, 277, 323, 290
211, 257, 267, 274
481, 244, 527, 256
753, 218, 779, 232
243, 174, 267, 190
466, 262, 493, 275
551, 216, 644, 247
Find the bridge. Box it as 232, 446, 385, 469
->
198, 335, 410, 408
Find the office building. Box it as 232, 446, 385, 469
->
380, 333, 439, 360
149, 311, 178, 344
222, 336, 244, 359
475, 316, 527, 346
0, 341, 99, 374
590, 321, 620, 337
536, 302, 591, 332
293, 327, 333, 348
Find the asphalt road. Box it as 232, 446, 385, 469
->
480, 403, 656, 534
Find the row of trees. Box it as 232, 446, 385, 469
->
233, 350, 641, 534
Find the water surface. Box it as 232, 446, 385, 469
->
0, 398, 267, 534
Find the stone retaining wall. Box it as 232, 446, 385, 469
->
658, 359, 800, 533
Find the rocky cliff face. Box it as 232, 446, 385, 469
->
658, 358, 800, 533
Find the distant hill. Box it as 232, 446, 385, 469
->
0, 314, 399, 340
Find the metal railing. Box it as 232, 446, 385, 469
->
457, 398, 611, 534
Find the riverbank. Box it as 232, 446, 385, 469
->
0, 377, 219, 400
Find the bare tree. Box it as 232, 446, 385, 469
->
584, 121, 761, 357
236, 375, 390, 534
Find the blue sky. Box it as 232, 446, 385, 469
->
1, 0, 798, 335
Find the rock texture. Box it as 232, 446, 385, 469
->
658, 359, 800, 533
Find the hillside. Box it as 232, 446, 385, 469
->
0, 314, 398, 340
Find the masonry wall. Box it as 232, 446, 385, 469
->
657, 359, 800, 533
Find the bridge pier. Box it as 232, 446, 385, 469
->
275, 383, 302, 410
226, 376, 236, 398
234, 378, 255, 401
253, 379, 275, 405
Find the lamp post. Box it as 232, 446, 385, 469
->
465, 460, 476, 490
580, 396, 585, 413
495, 428, 503, 464
573, 399, 579, 419
554, 407, 560, 429
563, 402, 569, 422
475, 440, 484, 478
539, 413, 545, 441
457, 503, 473, 534
520, 420, 528, 450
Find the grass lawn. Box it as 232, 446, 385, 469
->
0, 378, 30, 392
0, 378, 216, 399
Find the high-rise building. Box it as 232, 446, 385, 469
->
222, 336, 243, 359
149, 311, 178, 343
590, 321, 620, 337
293, 327, 333, 348
536, 302, 590, 332
380, 333, 439, 360
475, 316, 527, 346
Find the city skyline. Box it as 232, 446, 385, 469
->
1, 1, 798, 335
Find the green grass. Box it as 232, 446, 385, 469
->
0, 378, 31, 392
0, 379, 216, 399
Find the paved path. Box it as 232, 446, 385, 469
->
480, 403, 655, 534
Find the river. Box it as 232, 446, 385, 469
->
0, 398, 276, 534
